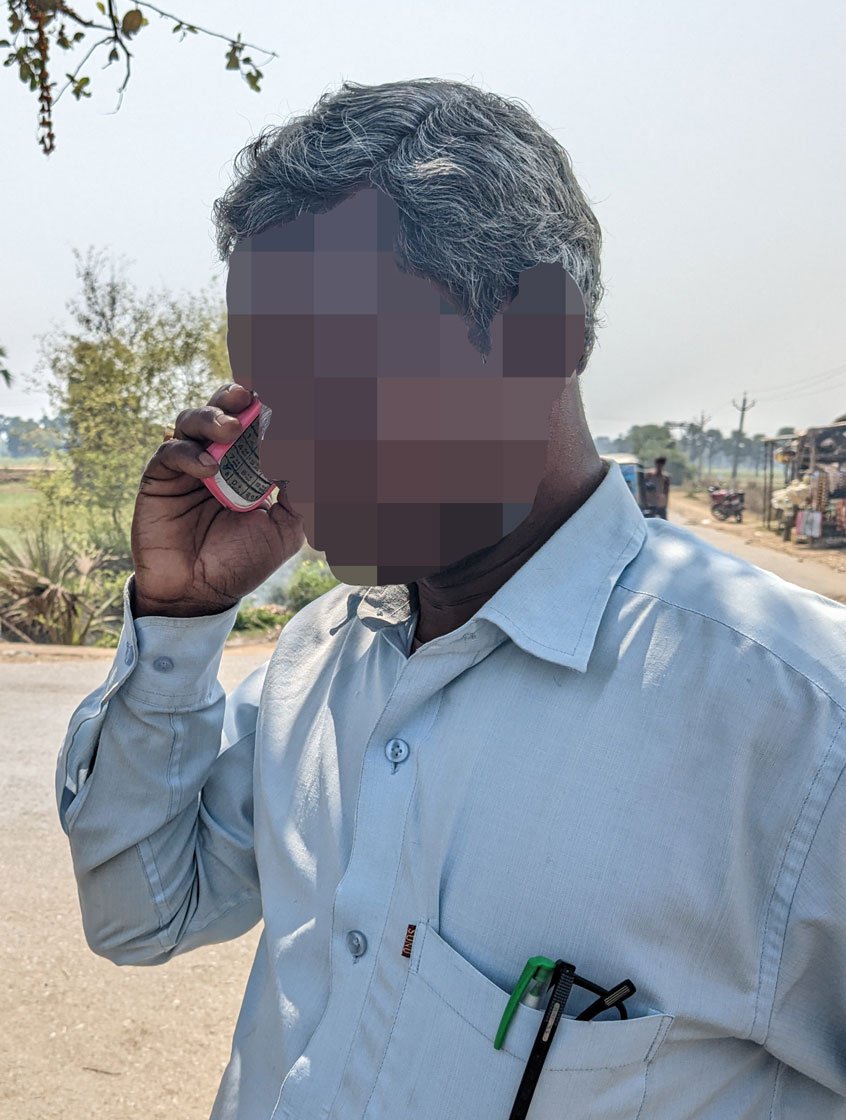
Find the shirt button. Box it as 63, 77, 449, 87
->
385, 738, 409, 765
124, 645, 135, 666
346, 930, 368, 958
152, 656, 174, 672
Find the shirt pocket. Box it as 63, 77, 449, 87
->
364, 921, 674, 1120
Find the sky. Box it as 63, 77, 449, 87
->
1, 0, 844, 441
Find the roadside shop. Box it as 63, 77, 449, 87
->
762, 421, 846, 548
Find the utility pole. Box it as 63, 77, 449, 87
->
694, 410, 711, 484
731, 392, 756, 483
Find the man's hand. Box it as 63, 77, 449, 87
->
130, 383, 306, 617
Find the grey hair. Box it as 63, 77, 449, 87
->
212, 78, 603, 370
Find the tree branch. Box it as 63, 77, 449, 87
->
133, 2, 278, 59
52, 29, 113, 104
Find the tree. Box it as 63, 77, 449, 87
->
0, 344, 12, 388
613, 422, 693, 485
704, 428, 723, 476
0, 412, 67, 456
626, 423, 675, 459
2, 1, 277, 155
750, 433, 766, 476
593, 435, 615, 455
31, 245, 230, 554
0, 415, 41, 456
680, 420, 711, 481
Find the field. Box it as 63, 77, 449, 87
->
0, 474, 42, 551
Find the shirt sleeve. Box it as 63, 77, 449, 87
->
763, 733, 846, 1101
55, 573, 266, 966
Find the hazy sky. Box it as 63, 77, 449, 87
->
2, 0, 844, 439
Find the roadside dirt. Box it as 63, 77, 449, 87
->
666, 492, 845, 604
670, 491, 846, 577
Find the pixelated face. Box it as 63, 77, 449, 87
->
225, 186, 585, 586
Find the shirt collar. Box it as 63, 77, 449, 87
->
352, 460, 647, 672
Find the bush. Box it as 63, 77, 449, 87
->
232, 602, 292, 637
276, 558, 340, 614
0, 516, 126, 645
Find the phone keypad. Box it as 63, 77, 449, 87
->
219, 417, 273, 503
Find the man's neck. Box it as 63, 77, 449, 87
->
412, 449, 607, 647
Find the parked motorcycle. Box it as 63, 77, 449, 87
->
708, 485, 745, 522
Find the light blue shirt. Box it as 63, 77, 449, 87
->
56, 461, 846, 1119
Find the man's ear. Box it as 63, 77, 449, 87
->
502, 263, 586, 379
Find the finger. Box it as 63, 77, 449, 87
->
154, 437, 222, 479
208, 382, 255, 413
267, 497, 307, 543
275, 481, 299, 517
173, 404, 244, 445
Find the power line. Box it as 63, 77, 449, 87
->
750, 372, 846, 406
750, 361, 846, 398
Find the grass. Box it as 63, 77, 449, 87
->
0, 455, 48, 468
0, 479, 40, 550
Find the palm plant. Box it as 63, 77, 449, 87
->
0, 520, 124, 645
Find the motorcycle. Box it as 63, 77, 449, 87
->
708, 485, 745, 522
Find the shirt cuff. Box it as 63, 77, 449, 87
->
119, 574, 243, 707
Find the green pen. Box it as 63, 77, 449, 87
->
494, 956, 556, 1050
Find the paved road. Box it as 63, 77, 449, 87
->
1, 646, 273, 1120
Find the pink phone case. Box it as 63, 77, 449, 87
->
201, 395, 277, 512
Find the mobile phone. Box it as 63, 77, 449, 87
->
201, 394, 278, 512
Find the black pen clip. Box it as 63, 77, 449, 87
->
507, 960, 576, 1120
575, 978, 637, 1022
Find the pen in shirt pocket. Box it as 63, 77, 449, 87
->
496, 953, 637, 1120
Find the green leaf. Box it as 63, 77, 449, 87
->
71, 75, 91, 100
171, 22, 182, 33
108, 47, 119, 61
225, 43, 241, 70
96, 2, 106, 12
245, 72, 260, 92
121, 9, 144, 35
0, 40, 10, 47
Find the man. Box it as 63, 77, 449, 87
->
57, 79, 846, 1119
644, 455, 671, 518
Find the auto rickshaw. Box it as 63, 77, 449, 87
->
602, 453, 658, 517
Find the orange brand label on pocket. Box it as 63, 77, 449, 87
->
401, 924, 417, 958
